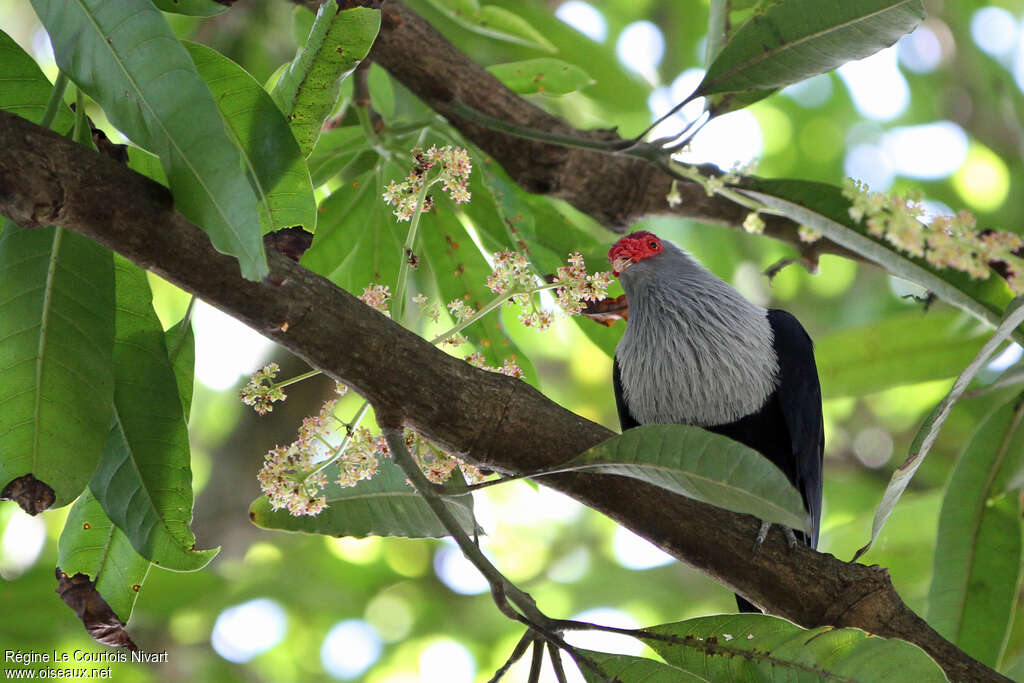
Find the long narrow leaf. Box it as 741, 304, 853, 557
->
31, 0, 268, 279
90, 257, 217, 571
854, 298, 1024, 561
0, 223, 114, 508
641, 614, 945, 681
58, 489, 151, 622
695, 0, 923, 98
927, 394, 1024, 668
184, 42, 316, 234
741, 180, 1020, 343
271, 1, 381, 156
561, 425, 808, 531
0, 29, 74, 132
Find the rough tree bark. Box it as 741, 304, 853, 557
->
0, 109, 1006, 682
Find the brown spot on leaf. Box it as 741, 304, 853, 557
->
55, 569, 138, 651
83, 523, 91, 530
2, 474, 56, 515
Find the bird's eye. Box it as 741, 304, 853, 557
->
649, 240, 659, 250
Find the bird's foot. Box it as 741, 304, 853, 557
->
752, 522, 801, 554
752, 521, 772, 554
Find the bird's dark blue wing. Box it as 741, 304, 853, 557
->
766, 309, 824, 548
613, 355, 640, 431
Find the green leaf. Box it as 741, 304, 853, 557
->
151, 0, 228, 17
927, 394, 1024, 668
126, 145, 169, 187
0, 29, 75, 133
816, 312, 990, 399
249, 456, 478, 538
855, 298, 1024, 561
271, 2, 381, 156
561, 425, 808, 531
695, 0, 924, 99
486, 58, 594, 95
31, 0, 268, 279
58, 489, 151, 622
184, 41, 317, 234
580, 651, 706, 682
740, 179, 1018, 342
0, 223, 115, 507
90, 257, 217, 571
306, 125, 373, 187
164, 312, 195, 422
640, 614, 946, 681
301, 166, 403, 291
423, 0, 556, 52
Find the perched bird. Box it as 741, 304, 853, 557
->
608, 231, 824, 613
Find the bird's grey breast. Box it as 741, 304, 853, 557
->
616, 282, 779, 427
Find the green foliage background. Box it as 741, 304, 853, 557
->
1, 0, 1024, 680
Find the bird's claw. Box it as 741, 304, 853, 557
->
752, 522, 801, 554
752, 521, 772, 555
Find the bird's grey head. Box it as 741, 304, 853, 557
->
608, 230, 778, 426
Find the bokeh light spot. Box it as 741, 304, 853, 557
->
211, 598, 287, 662
555, 1, 607, 42
419, 640, 475, 683
838, 46, 909, 121
321, 619, 382, 680
951, 143, 1010, 212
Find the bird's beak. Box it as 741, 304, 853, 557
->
611, 256, 632, 277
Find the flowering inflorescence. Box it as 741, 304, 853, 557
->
481, 250, 612, 330
381, 145, 472, 221
552, 251, 614, 316
843, 179, 1024, 293
240, 362, 286, 415
405, 428, 484, 485
359, 284, 392, 316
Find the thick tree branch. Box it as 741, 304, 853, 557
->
0, 110, 1004, 682
359, 0, 854, 265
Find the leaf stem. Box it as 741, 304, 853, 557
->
429, 282, 561, 345
381, 426, 607, 681
304, 400, 371, 483
392, 177, 434, 323
40, 71, 69, 130
274, 368, 322, 391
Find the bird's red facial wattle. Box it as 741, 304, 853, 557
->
608, 231, 664, 277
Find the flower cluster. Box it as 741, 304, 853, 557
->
240, 362, 286, 415
486, 250, 535, 295
798, 225, 822, 243
335, 427, 386, 488
742, 212, 765, 235
465, 352, 525, 379
405, 428, 483, 485
552, 251, 614, 315
257, 398, 387, 516
359, 284, 392, 316
381, 146, 472, 221
843, 179, 1024, 293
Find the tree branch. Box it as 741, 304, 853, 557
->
359, 0, 857, 266
0, 110, 1005, 682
